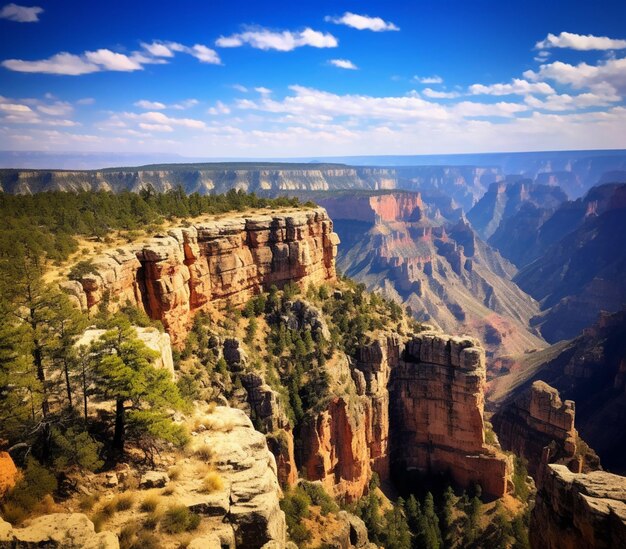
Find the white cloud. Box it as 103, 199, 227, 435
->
216, 27, 337, 51
84, 49, 143, 72
452, 101, 528, 118
189, 44, 221, 64
139, 123, 174, 132
422, 88, 460, 99
329, 59, 358, 70
124, 111, 206, 129
524, 89, 621, 111
0, 3, 43, 22
469, 78, 555, 96
254, 87, 272, 95
37, 101, 73, 116
2, 52, 100, 75
325, 12, 399, 32
141, 41, 179, 57
232, 84, 248, 92
171, 99, 199, 110
2, 40, 221, 75
414, 75, 443, 84
76, 97, 95, 105
207, 101, 231, 115
524, 57, 626, 93
135, 100, 167, 110
536, 31, 626, 51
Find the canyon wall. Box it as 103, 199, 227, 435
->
0, 165, 396, 195
493, 381, 599, 482
390, 332, 512, 498
530, 464, 626, 549
63, 208, 339, 345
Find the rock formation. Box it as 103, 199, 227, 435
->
182, 406, 287, 548
0, 452, 18, 499
0, 513, 119, 548
493, 381, 600, 481
390, 332, 512, 498
530, 464, 626, 549
63, 208, 339, 345
489, 308, 626, 474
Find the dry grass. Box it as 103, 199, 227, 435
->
140, 494, 162, 513
161, 485, 175, 496
78, 493, 99, 512
167, 465, 182, 481
200, 472, 224, 494
193, 444, 214, 461
115, 492, 136, 511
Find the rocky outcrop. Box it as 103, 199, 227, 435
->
530, 464, 626, 549
182, 406, 287, 548
488, 308, 626, 474
493, 381, 599, 481
0, 452, 18, 499
64, 208, 339, 345
390, 332, 512, 498
75, 326, 174, 375
0, 513, 119, 548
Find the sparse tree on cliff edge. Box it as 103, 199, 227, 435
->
90, 315, 187, 454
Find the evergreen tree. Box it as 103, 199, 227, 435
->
441, 485, 456, 548
384, 498, 412, 549
89, 315, 187, 453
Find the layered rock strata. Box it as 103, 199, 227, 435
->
390, 332, 512, 498
530, 464, 626, 549
63, 208, 339, 345
183, 406, 287, 548
493, 381, 598, 481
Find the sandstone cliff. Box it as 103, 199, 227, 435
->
390, 332, 512, 498
530, 464, 626, 549
488, 309, 626, 474
493, 381, 599, 481
63, 207, 339, 345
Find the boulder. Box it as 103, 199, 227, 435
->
0, 513, 119, 548
139, 471, 169, 489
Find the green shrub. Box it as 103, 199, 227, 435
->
161, 505, 201, 534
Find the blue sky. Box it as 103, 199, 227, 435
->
1, 0, 626, 157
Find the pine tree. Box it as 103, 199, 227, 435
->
384, 498, 412, 549
441, 485, 456, 547
90, 315, 187, 453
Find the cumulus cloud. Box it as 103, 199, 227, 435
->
536, 31, 626, 51
325, 12, 399, 32
524, 89, 621, 111
422, 88, 460, 99
207, 101, 231, 115
172, 99, 199, 110
0, 3, 43, 22
216, 27, 337, 51
329, 59, 358, 70
524, 57, 626, 93
0, 95, 78, 126
135, 100, 167, 110
2, 52, 101, 75
414, 75, 443, 84
254, 87, 271, 95
469, 78, 555, 96
189, 44, 221, 64
124, 110, 206, 129
2, 40, 221, 75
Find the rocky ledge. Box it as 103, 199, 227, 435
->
391, 332, 513, 498
530, 464, 626, 549
493, 381, 599, 482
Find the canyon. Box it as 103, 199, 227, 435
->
61, 207, 513, 502
317, 191, 545, 358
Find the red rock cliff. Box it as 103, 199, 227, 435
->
493, 381, 599, 482
63, 208, 339, 345
530, 464, 626, 549
390, 332, 513, 498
